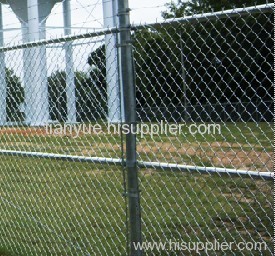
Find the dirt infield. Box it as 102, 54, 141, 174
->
0, 126, 273, 172
0, 127, 48, 136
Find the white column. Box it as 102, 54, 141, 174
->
63, 0, 76, 123
0, 3, 6, 125
103, 0, 123, 123
25, 0, 49, 126
39, 20, 48, 119
21, 22, 29, 122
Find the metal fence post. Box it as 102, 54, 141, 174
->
117, 0, 142, 255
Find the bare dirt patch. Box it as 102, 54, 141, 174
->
0, 127, 49, 136
137, 141, 273, 172
222, 193, 255, 203
1, 128, 272, 172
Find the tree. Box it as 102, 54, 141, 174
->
87, 45, 107, 115
76, 69, 107, 121
160, 0, 273, 121
87, 32, 183, 110
162, 0, 272, 18
86, 0, 273, 122
48, 70, 67, 122
48, 70, 104, 122
5, 68, 24, 122
132, 29, 183, 109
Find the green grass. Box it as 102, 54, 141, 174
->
0, 122, 273, 255
0, 156, 273, 255
0, 247, 13, 256
0, 156, 127, 255
0, 122, 273, 170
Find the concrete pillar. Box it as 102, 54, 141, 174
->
103, 0, 124, 123
24, 0, 49, 125
0, 3, 6, 125
63, 0, 77, 123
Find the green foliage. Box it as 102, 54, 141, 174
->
133, 29, 183, 108
5, 68, 24, 122
133, 13, 273, 109
139, 1, 273, 121
162, 0, 272, 18
48, 70, 106, 122
76, 69, 107, 121
48, 70, 67, 122
86, 1, 273, 122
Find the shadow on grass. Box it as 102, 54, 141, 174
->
0, 247, 12, 256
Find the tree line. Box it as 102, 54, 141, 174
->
4, 0, 273, 122
87, 0, 273, 121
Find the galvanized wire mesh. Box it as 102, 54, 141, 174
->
133, 5, 273, 172
133, 4, 273, 255
0, 1, 273, 256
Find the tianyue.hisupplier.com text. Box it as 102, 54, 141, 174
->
46, 121, 221, 138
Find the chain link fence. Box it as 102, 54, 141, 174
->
0, 1, 273, 255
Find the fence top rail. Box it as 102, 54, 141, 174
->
0, 27, 119, 52
131, 3, 273, 30
0, 4, 272, 53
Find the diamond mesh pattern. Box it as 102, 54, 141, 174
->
0, 3, 273, 256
